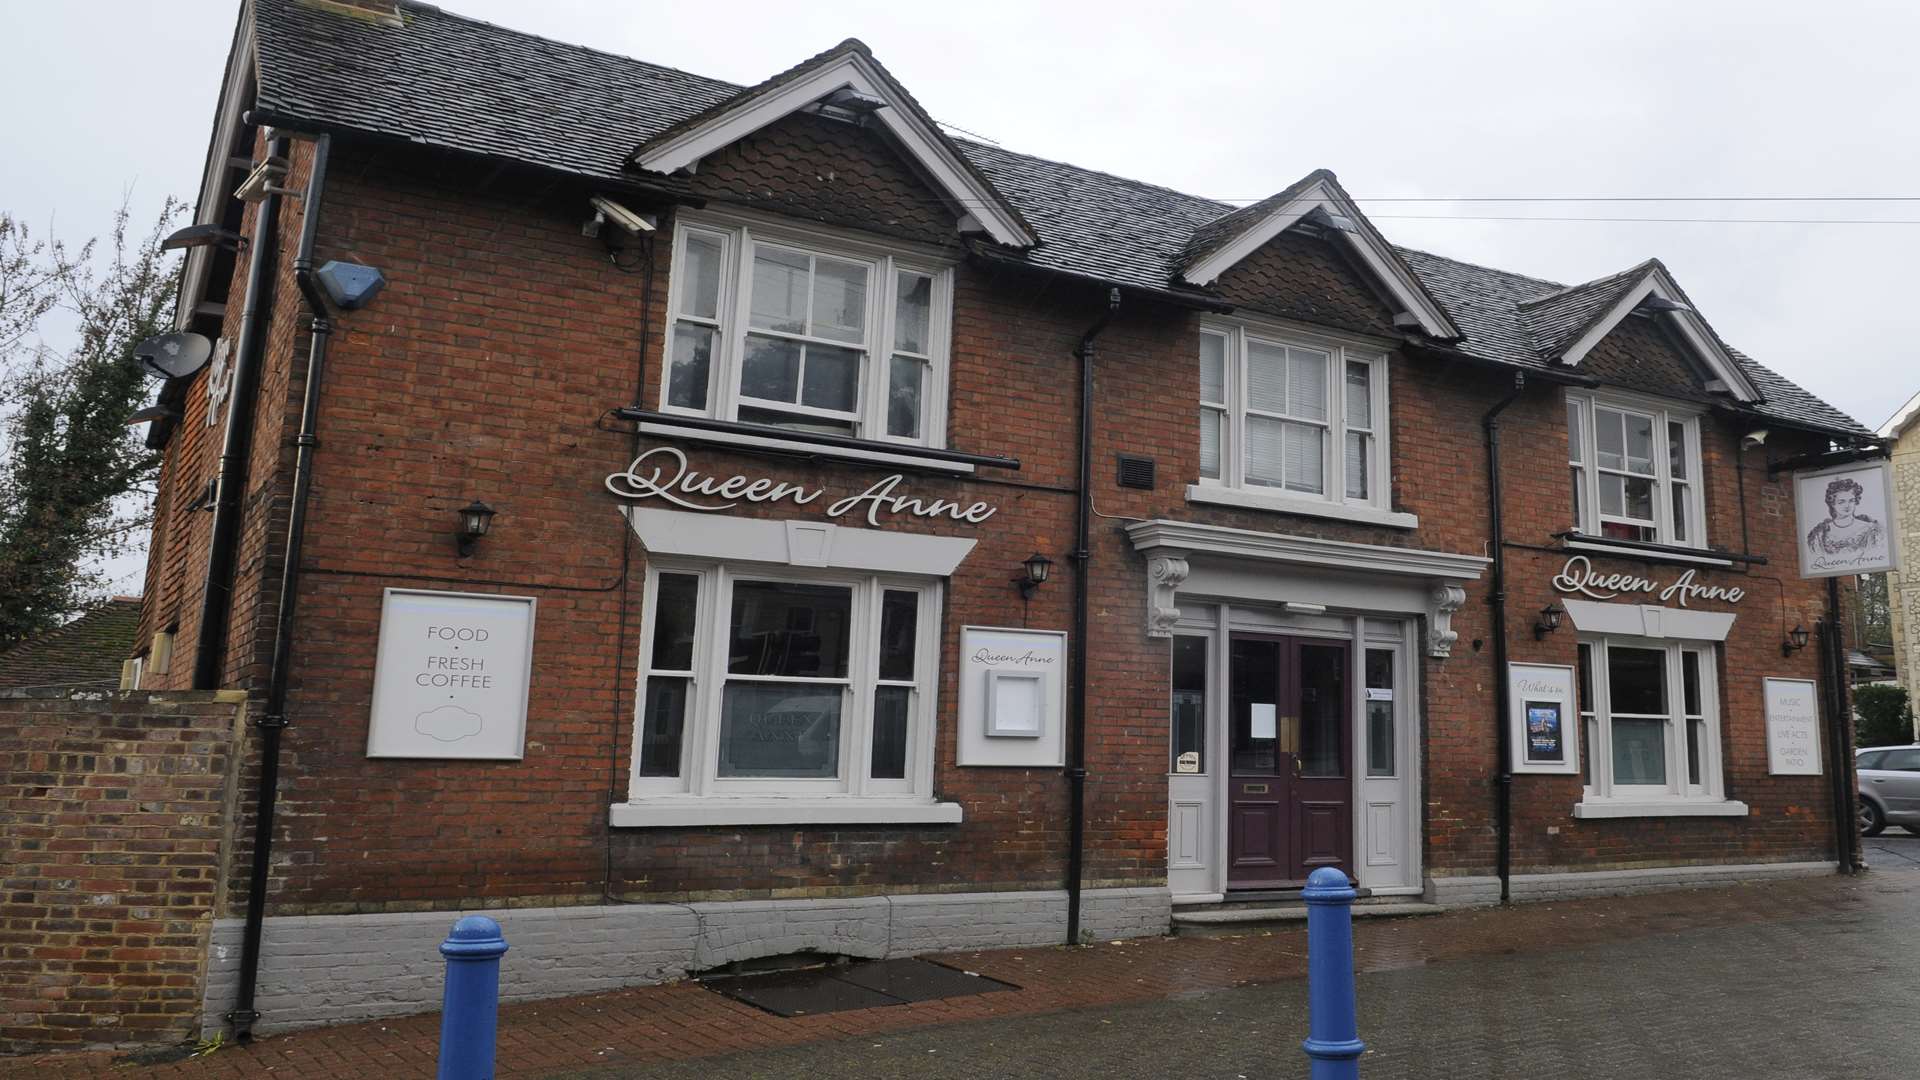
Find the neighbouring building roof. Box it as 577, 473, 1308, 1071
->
1879, 389, 1920, 440
0, 598, 142, 691
243, 0, 1871, 438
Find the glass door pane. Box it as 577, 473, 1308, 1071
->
1297, 642, 1346, 777
1229, 637, 1281, 774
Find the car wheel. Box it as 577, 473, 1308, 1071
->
1860, 799, 1887, 836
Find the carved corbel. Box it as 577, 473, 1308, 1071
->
1426, 583, 1468, 658
1146, 554, 1191, 638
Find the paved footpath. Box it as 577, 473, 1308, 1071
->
10, 846, 1920, 1079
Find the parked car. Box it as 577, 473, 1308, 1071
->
1856, 745, 1920, 836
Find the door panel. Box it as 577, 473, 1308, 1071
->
1225, 634, 1354, 888
1227, 637, 1287, 887
1291, 641, 1352, 881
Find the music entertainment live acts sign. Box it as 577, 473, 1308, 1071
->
606, 446, 997, 525
1551, 555, 1746, 605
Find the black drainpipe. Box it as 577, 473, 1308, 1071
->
1820, 577, 1860, 875
1482, 371, 1525, 904
1065, 287, 1120, 946
228, 134, 332, 1040
194, 134, 288, 689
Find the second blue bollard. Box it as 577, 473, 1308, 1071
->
438, 915, 509, 1080
1301, 866, 1364, 1079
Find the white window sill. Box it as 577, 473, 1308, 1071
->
1563, 538, 1731, 568
609, 797, 964, 828
638, 419, 975, 474
1572, 798, 1749, 819
1185, 484, 1418, 529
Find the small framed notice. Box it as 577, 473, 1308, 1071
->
367, 589, 536, 760
1764, 677, 1822, 776
958, 626, 1066, 766
1508, 662, 1579, 775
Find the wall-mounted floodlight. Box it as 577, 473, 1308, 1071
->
162, 223, 245, 252
235, 156, 294, 203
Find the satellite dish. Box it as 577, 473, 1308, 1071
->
131, 332, 213, 380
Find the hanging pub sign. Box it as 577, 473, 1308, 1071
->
1792, 460, 1900, 579
1507, 662, 1579, 775
1551, 555, 1745, 605
606, 446, 996, 526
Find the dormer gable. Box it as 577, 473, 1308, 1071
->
1520, 260, 1761, 403
627, 40, 1036, 250
1178, 171, 1460, 341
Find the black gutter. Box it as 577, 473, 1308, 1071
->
964, 246, 1234, 314
228, 134, 332, 1041
615, 408, 1020, 471
1065, 287, 1120, 947
193, 135, 287, 689
1767, 443, 1893, 478
1482, 371, 1526, 905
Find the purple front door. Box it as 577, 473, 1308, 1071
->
1226, 635, 1353, 889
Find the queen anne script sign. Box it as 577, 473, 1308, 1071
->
606, 446, 995, 526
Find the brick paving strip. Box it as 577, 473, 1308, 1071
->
1, 873, 1892, 1079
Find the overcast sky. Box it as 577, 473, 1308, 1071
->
5, 0, 1917, 591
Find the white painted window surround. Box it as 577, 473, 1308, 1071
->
660, 213, 955, 453
1193, 320, 1410, 528
1574, 633, 1747, 820
1567, 390, 1705, 549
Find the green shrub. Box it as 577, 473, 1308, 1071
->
1855, 684, 1915, 747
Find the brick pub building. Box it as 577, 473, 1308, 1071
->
113, 0, 1877, 1038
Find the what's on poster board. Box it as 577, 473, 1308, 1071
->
367, 589, 536, 760
1508, 662, 1579, 775
1764, 677, 1822, 776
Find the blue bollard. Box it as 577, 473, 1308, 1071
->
1301, 866, 1364, 1079
438, 915, 509, 1080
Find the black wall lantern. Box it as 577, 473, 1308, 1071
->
1782, 624, 1810, 658
1533, 601, 1564, 640
456, 500, 496, 558
1015, 552, 1054, 599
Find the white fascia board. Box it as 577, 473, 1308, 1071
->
1126, 518, 1488, 581
1181, 182, 1456, 338
1879, 389, 1920, 439
631, 54, 1033, 249
610, 798, 963, 827
175, 14, 257, 330
1560, 598, 1736, 642
1559, 270, 1759, 403
622, 506, 977, 576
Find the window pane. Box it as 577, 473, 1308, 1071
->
742, 334, 801, 403
1623, 475, 1655, 522
1582, 714, 1596, 787
1686, 718, 1704, 787
718, 682, 841, 777
1671, 482, 1690, 544
1577, 643, 1594, 713
651, 573, 700, 671
1284, 422, 1324, 494
727, 581, 852, 677
1298, 643, 1345, 777
679, 233, 723, 320
1567, 400, 1584, 464
1200, 333, 1227, 404
1600, 473, 1625, 516
1668, 421, 1688, 480
871, 686, 910, 780
1885, 749, 1920, 771
800, 343, 860, 412
1199, 408, 1223, 480
749, 248, 809, 333
811, 257, 868, 344
878, 590, 918, 682
894, 272, 931, 354
1571, 465, 1585, 526
639, 676, 689, 777
1607, 646, 1668, 715
1596, 408, 1626, 471
1625, 413, 1655, 475
1366, 648, 1394, 777
887, 356, 924, 439
1246, 415, 1285, 487
1858, 750, 1887, 770
1288, 348, 1329, 421
1612, 718, 1668, 785
668, 323, 713, 410
1172, 636, 1207, 773
1345, 431, 1369, 501
1345, 360, 1372, 429
1247, 341, 1286, 413
1682, 651, 1702, 716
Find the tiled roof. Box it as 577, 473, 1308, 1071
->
246, 0, 1869, 437
1518, 261, 1656, 360
0, 598, 141, 691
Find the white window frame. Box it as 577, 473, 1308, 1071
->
621, 559, 946, 821
660, 212, 954, 449
1567, 390, 1705, 549
1190, 319, 1408, 528
1574, 635, 1746, 818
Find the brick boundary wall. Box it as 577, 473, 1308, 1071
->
0, 689, 249, 1054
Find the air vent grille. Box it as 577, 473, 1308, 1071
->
1116, 454, 1156, 490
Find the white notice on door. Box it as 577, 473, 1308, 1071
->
1251, 703, 1277, 740
1764, 677, 1821, 776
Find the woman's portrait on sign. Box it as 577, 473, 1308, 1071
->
1805, 477, 1884, 556
1794, 464, 1896, 578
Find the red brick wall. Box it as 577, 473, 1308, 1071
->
0, 689, 247, 1053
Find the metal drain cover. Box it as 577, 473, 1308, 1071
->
704, 958, 1017, 1017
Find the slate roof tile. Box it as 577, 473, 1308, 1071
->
0, 598, 141, 691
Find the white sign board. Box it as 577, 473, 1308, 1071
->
367, 589, 536, 759
1508, 662, 1579, 775
1764, 677, 1823, 776
957, 626, 1066, 767
1794, 461, 1899, 578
